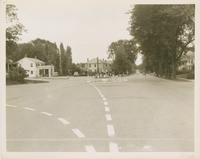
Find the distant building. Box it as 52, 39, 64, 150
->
77, 57, 112, 75
178, 51, 194, 71
17, 56, 55, 78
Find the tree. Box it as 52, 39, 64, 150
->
59, 43, 65, 75
6, 4, 25, 60
70, 63, 81, 75
129, 5, 194, 79
59, 43, 73, 75
66, 46, 72, 74
108, 39, 137, 74
14, 39, 60, 72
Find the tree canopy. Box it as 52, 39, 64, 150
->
129, 5, 194, 79
108, 39, 137, 74
6, 4, 26, 60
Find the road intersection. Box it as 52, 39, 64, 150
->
6, 74, 194, 152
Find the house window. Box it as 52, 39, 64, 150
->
31, 71, 33, 74
94, 64, 96, 67
89, 64, 91, 67
30, 63, 33, 67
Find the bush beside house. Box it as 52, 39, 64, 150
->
6, 66, 28, 84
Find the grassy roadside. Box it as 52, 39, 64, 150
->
6, 79, 49, 85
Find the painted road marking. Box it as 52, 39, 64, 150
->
109, 142, 119, 152
72, 129, 85, 138
102, 97, 107, 101
6, 104, 17, 108
85, 145, 96, 152
143, 145, 152, 151
57, 118, 70, 125
23, 107, 35, 111
104, 101, 108, 106
105, 114, 112, 121
105, 107, 110, 112
107, 124, 115, 137
41, 112, 53, 116
100, 94, 104, 98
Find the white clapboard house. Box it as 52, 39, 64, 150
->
17, 56, 55, 78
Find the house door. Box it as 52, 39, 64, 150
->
44, 69, 49, 77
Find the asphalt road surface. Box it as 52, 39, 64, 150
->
6, 73, 194, 152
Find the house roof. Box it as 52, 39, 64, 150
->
17, 57, 45, 64
87, 58, 111, 64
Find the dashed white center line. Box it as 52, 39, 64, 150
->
104, 101, 108, 106
109, 142, 119, 152
72, 129, 85, 138
105, 114, 112, 121
102, 97, 107, 101
105, 107, 110, 112
85, 145, 96, 152
100, 94, 104, 98
23, 107, 35, 111
41, 112, 53, 116
57, 118, 70, 125
107, 124, 115, 137
143, 145, 153, 151
6, 104, 17, 108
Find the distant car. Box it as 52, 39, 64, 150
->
73, 72, 79, 76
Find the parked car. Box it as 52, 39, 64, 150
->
73, 72, 79, 76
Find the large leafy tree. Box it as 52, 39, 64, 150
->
130, 5, 194, 79
108, 39, 137, 74
6, 4, 25, 60
15, 39, 60, 72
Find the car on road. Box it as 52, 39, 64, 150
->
73, 72, 79, 76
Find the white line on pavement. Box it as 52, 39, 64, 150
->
105, 107, 110, 112
85, 145, 96, 152
72, 129, 85, 138
99, 94, 104, 98
109, 142, 119, 152
107, 124, 115, 137
104, 101, 108, 106
23, 107, 35, 111
102, 97, 107, 101
57, 118, 70, 125
143, 145, 153, 151
105, 114, 112, 121
41, 112, 53, 116
6, 104, 17, 108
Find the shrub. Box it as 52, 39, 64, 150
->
187, 72, 194, 79
7, 66, 28, 82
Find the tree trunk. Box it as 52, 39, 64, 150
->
171, 53, 176, 79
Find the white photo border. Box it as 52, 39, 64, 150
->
0, 0, 199, 159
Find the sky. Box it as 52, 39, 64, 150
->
7, 0, 137, 63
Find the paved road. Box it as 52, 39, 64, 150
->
6, 73, 194, 152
